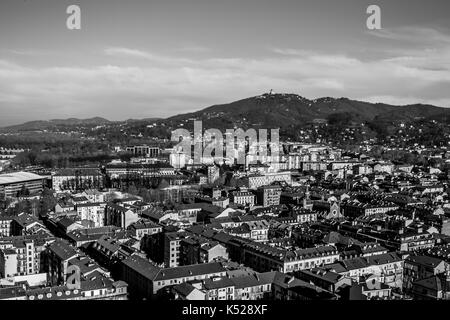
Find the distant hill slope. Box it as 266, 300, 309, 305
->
2, 93, 449, 132
0, 117, 112, 132
165, 93, 450, 130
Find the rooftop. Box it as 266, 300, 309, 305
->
48, 239, 79, 261
155, 262, 226, 281
0, 171, 44, 185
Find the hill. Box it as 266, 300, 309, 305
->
1, 93, 449, 133
0, 117, 112, 132
165, 93, 450, 131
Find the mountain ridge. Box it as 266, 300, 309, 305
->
165, 93, 450, 130
2, 93, 449, 132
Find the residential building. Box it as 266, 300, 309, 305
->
76, 202, 107, 228
256, 186, 282, 207
105, 203, 139, 229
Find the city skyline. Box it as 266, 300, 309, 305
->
1, 0, 450, 306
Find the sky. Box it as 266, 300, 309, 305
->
0, 0, 450, 126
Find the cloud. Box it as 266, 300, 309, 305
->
1, 32, 450, 125
270, 48, 313, 56
5, 49, 54, 56
175, 45, 211, 53
368, 26, 450, 45
104, 47, 195, 66
104, 47, 155, 60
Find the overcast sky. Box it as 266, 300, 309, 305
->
0, 0, 449, 126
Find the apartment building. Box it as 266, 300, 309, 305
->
0, 235, 54, 277
105, 203, 139, 229
245, 172, 292, 189
118, 255, 227, 299
256, 186, 282, 207
76, 202, 107, 228
231, 191, 256, 207
52, 168, 103, 192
